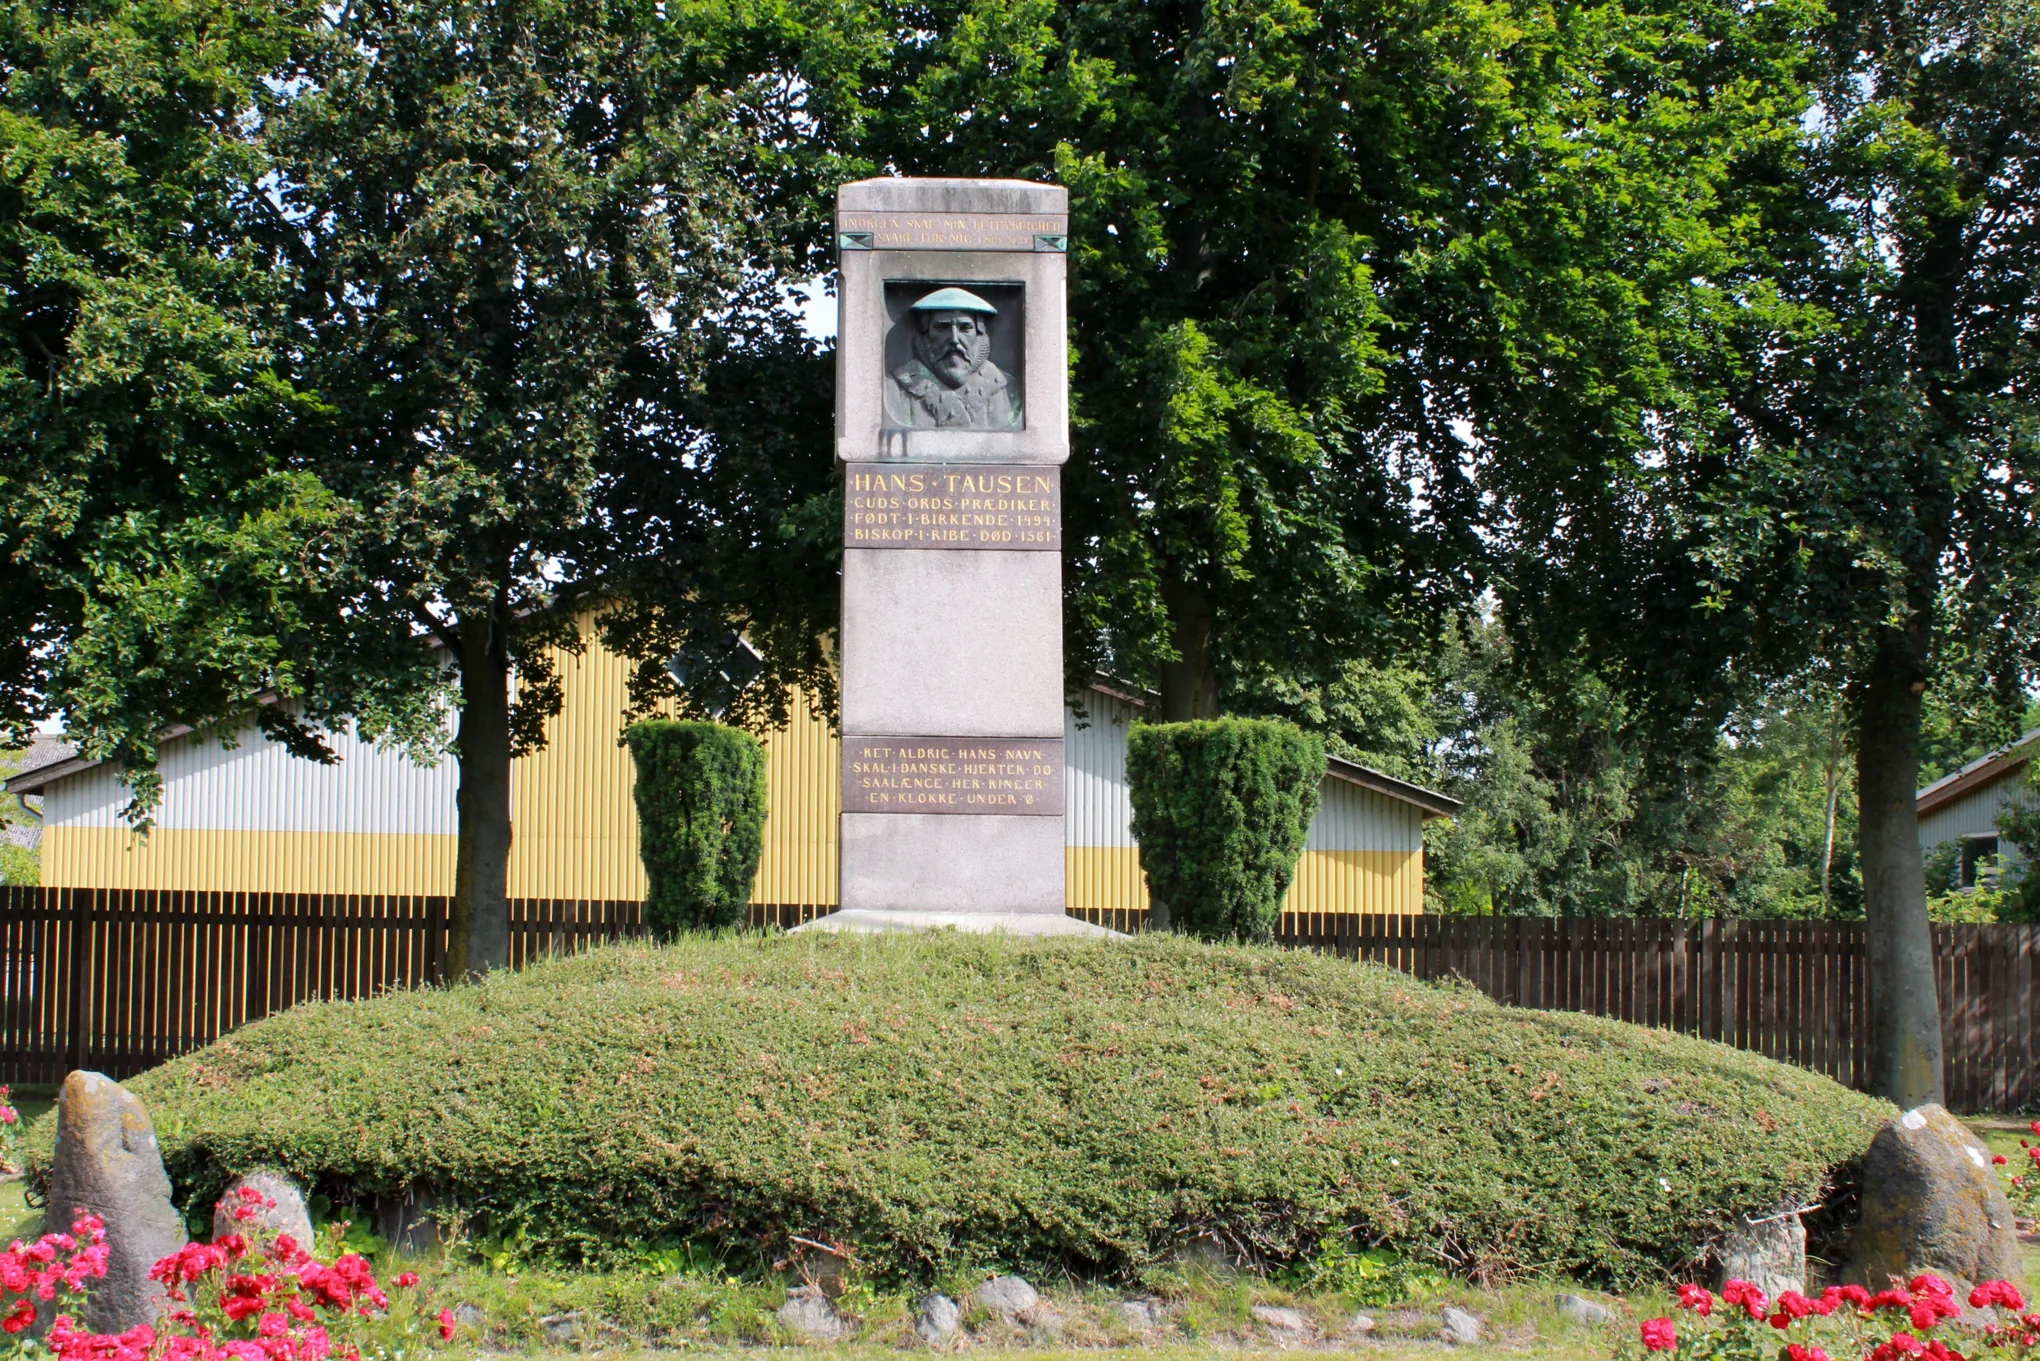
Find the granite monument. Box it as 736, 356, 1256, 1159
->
809, 177, 1109, 935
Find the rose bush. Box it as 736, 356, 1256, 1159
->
0, 1187, 453, 1361
0, 1210, 111, 1335
0, 1086, 21, 1174
2000, 1121, 2040, 1226
1638, 1273, 2037, 1361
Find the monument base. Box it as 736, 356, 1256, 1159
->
790, 908, 1120, 938
840, 813, 1066, 913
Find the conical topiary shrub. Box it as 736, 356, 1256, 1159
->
624, 720, 768, 936
1125, 718, 1325, 941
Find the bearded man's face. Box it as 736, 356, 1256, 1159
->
913, 311, 991, 388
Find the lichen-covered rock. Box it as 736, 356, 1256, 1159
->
971, 1276, 1038, 1316
1015, 1302, 1064, 1336
1848, 1104, 2025, 1296
915, 1293, 961, 1342
46, 1072, 187, 1334
1720, 1208, 1807, 1299
1440, 1306, 1483, 1345
1119, 1299, 1162, 1331
211, 1170, 314, 1251
777, 1284, 847, 1341
1251, 1304, 1308, 1335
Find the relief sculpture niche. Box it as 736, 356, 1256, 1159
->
883, 284, 1024, 431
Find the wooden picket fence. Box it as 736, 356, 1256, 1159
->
0, 888, 833, 1083
1077, 908, 2040, 1112
2, 887, 2034, 1111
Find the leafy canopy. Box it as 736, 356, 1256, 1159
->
0, 0, 444, 815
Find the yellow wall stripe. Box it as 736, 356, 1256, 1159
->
43, 827, 455, 896
1063, 846, 1420, 915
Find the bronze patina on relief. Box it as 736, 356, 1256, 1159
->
885, 286, 1023, 431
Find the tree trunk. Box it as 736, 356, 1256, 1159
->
1821, 702, 1843, 913
1158, 578, 1219, 721
1855, 631, 1943, 1108
448, 614, 513, 979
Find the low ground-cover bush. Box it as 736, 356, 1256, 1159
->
26, 933, 1888, 1286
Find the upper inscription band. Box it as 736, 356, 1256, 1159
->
837, 210, 1070, 253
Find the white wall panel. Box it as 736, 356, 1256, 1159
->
43, 712, 458, 836
1065, 691, 1140, 849
1919, 769, 2031, 850
1305, 780, 1423, 854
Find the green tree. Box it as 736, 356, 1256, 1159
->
1126, 719, 1324, 940
1491, 0, 2040, 1105
1422, 620, 1864, 920
624, 721, 769, 936
842, 0, 1825, 736
0, 0, 444, 817
4, 0, 822, 975
1687, 0, 2040, 1105
593, 331, 844, 734
262, 0, 801, 975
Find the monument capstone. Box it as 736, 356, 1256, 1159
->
806, 176, 1112, 936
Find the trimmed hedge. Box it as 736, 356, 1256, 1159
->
27, 933, 1889, 1286
623, 721, 767, 937
1126, 719, 1325, 941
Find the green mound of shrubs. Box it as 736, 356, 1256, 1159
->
29, 933, 1889, 1285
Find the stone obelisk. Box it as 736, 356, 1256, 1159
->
814, 177, 1109, 935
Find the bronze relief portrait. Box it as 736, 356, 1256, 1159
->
882, 284, 1024, 431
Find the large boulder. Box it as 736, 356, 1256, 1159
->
46, 1072, 188, 1333
1848, 1104, 2025, 1295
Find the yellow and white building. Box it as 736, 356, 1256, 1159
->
9, 614, 1455, 916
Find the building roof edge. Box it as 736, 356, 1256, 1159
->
1916, 728, 2040, 819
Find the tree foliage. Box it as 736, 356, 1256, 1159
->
1482, 0, 2040, 1103
265, 0, 801, 972
1421, 622, 1864, 920
0, 0, 445, 817
2, 0, 837, 971
838, 0, 1822, 726
593, 332, 843, 735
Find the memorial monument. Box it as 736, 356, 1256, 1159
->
810, 177, 1111, 935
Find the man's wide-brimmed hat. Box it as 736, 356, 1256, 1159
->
909, 286, 998, 315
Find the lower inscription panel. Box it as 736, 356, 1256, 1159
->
842, 737, 1064, 815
